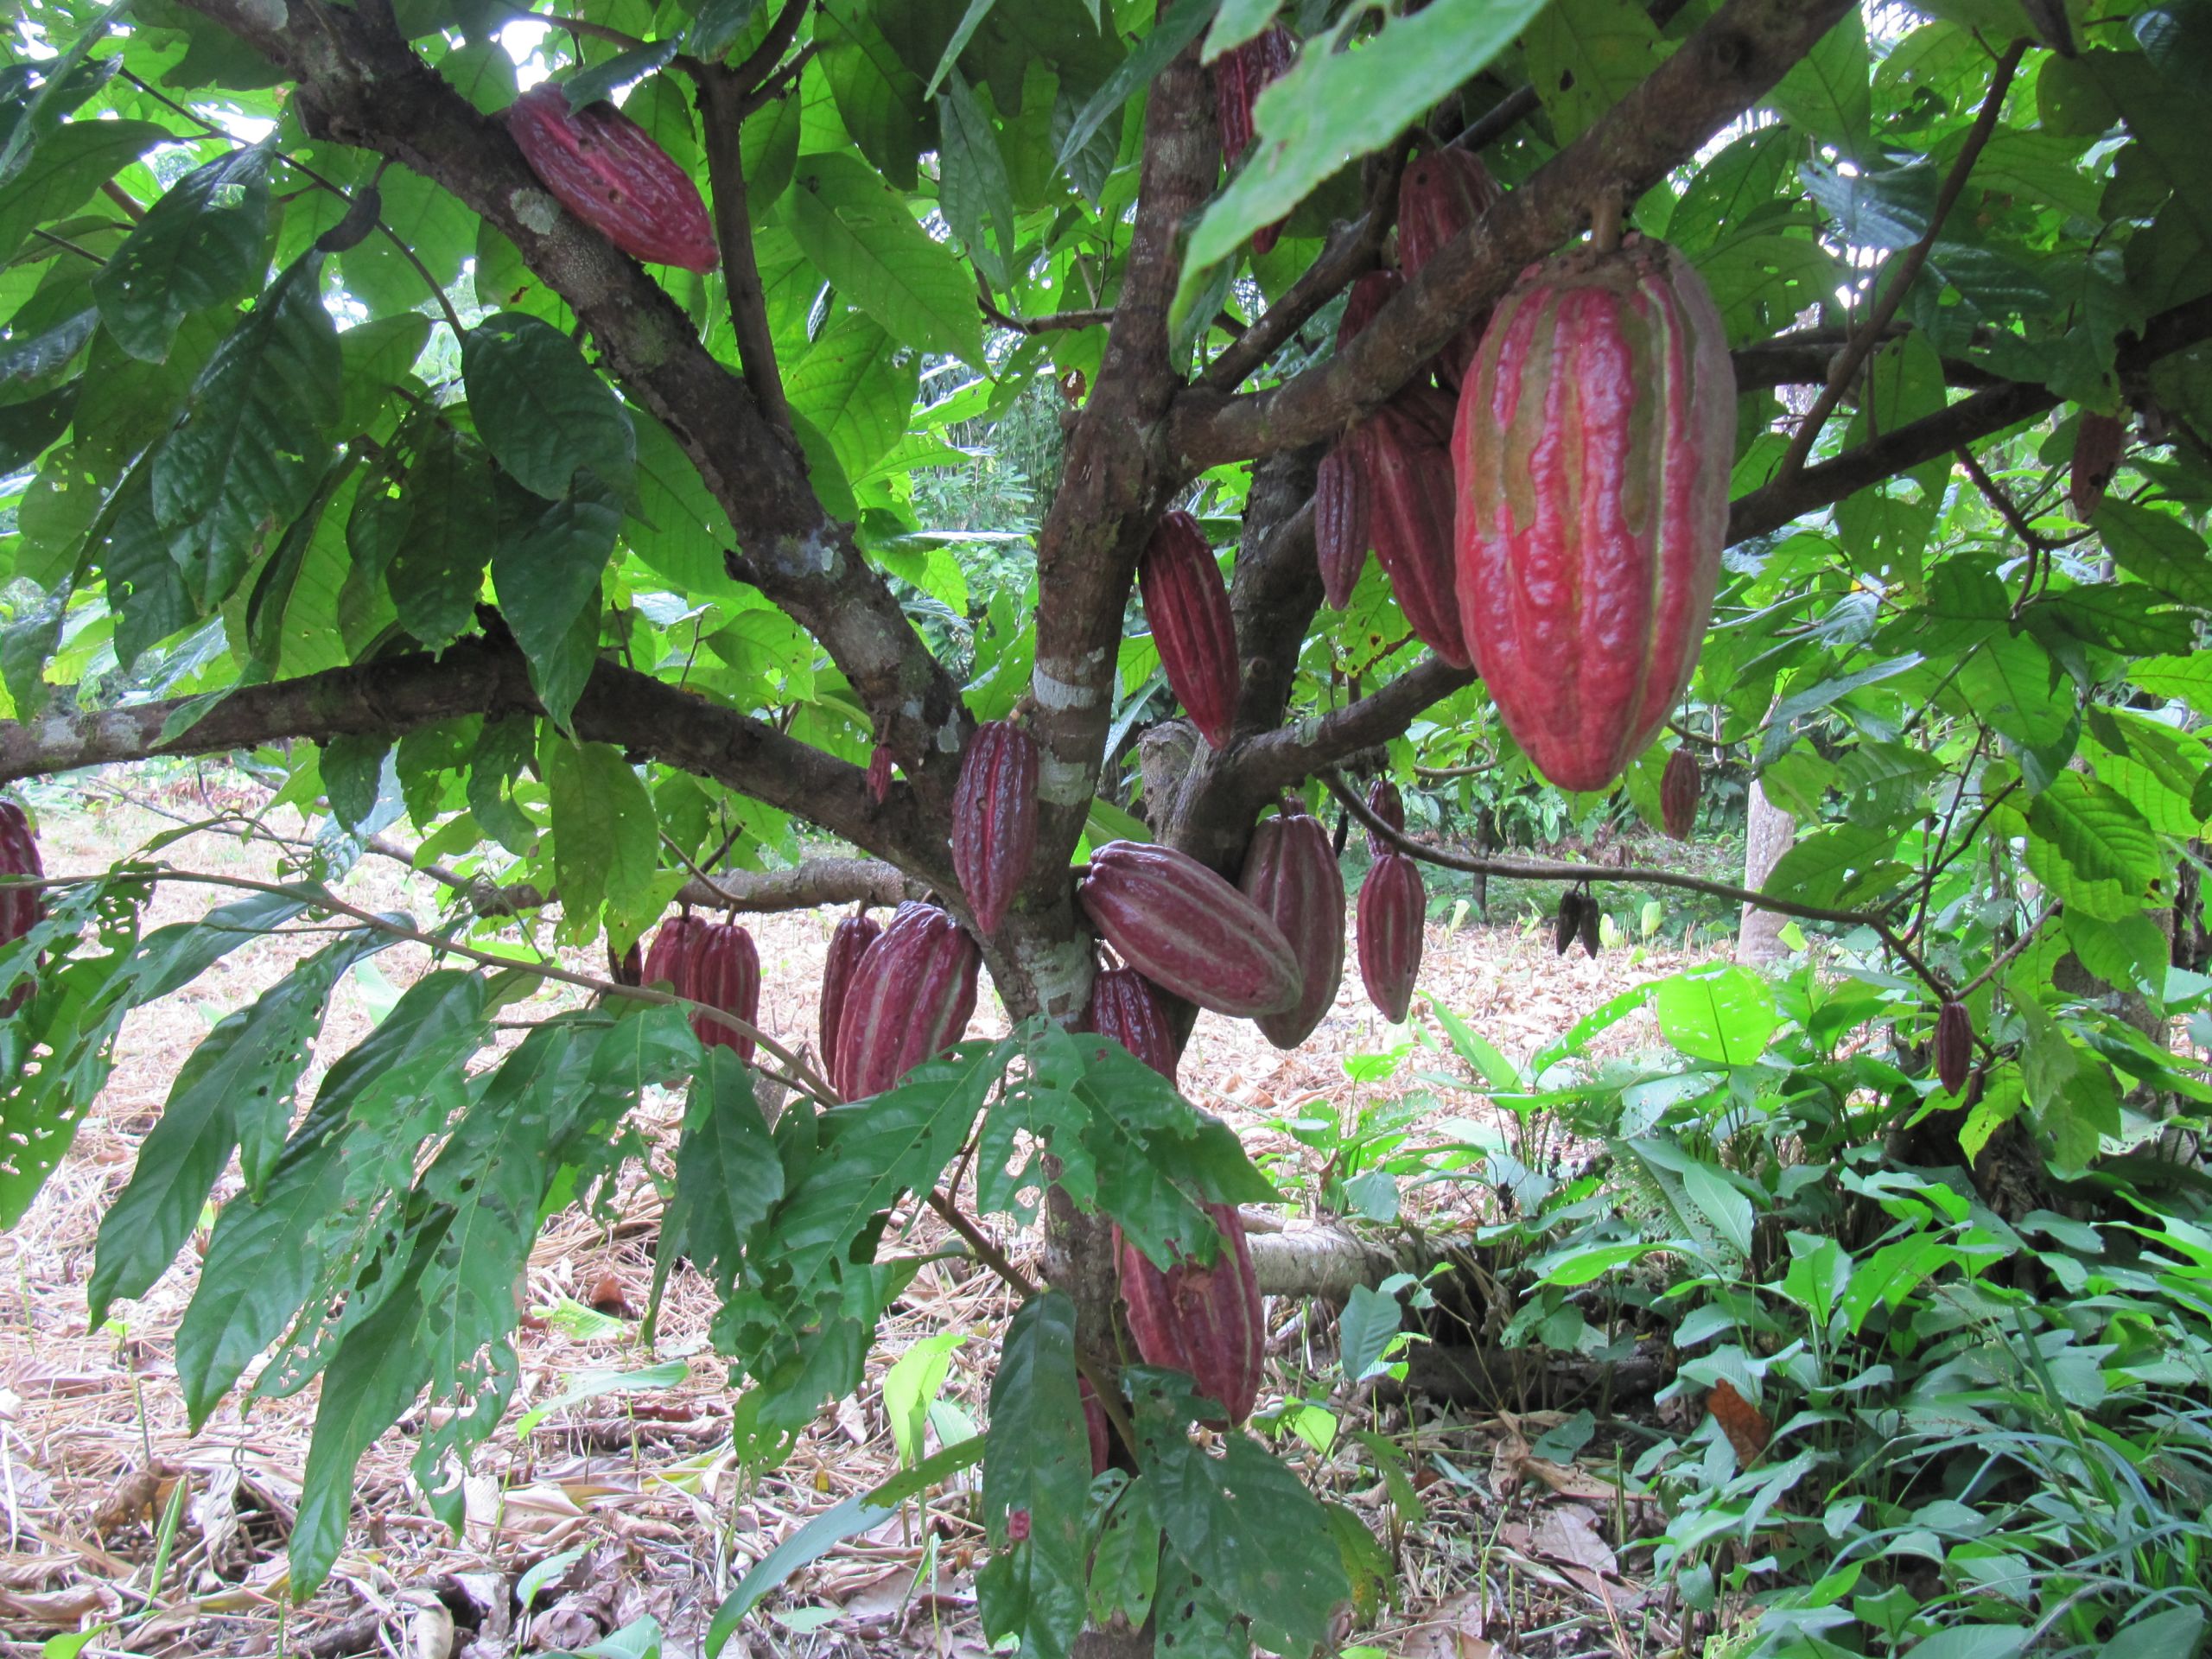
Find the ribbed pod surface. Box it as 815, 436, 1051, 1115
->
1139, 512, 1241, 751
1115, 1202, 1263, 1426
952, 720, 1039, 937
689, 922, 761, 1060
1077, 841, 1301, 1019
506, 86, 717, 271
1357, 851, 1425, 1023
833, 902, 981, 1100
1239, 808, 1344, 1049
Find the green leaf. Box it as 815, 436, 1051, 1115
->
785, 152, 984, 366
936, 69, 1014, 292
1653, 965, 1780, 1067
784, 308, 919, 483
1682, 1162, 1755, 1260
1200, 0, 1280, 60
1132, 1370, 1350, 1655
925, 0, 1005, 96
1764, 8, 1870, 159
560, 39, 679, 109
491, 473, 620, 730
818, 1, 930, 190
386, 424, 496, 650
543, 738, 660, 947
1524, 0, 1664, 144
976, 1292, 1089, 1659
2094, 499, 2212, 608
1176, 0, 1542, 313
462, 311, 637, 500
1089, 1477, 1160, 1629
92, 142, 272, 364
1058, 0, 1212, 172
95, 463, 199, 671
2098, 1608, 2205, 1659
465, 715, 539, 855
151, 254, 342, 607
664, 1048, 783, 1297
2024, 772, 2164, 922
0, 118, 168, 266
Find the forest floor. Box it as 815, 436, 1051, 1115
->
0, 777, 1744, 1659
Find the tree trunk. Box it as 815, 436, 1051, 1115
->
1737, 775, 1795, 965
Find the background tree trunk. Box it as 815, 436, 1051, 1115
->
1737, 775, 1796, 965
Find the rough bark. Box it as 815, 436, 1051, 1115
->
1737, 776, 1796, 966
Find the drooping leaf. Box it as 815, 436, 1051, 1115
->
92, 141, 272, 363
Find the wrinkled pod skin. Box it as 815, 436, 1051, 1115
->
1357, 851, 1425, 1023
1239, 809, 1346, 1049
1077, 841, 1302, 1020
819, 910, 882, 1077
952, 721, 1039, 937
1115, 1202, 1264, 1427
505, 85, 718, 272
1661, 748, 1701, 841
833, 902, 981, 1101
689, 921, 762, 1060
1139, 512, 1241, 751
1076, 966, 1183, 1083
641, 913, 709, 998
1454, 237, 1735, 793
1936, 1001, 1974, 1096
1317, 271, 1406, 610
0, 802, 45, 1017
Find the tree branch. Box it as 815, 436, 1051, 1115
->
174, 0, 969, 802
0, 636, 957, 892
980, 298, 1117, 335
362, 835, 909, 917
1770, 38, 2028, 483
691, 60, 791, 433
1169, 0, 1859, 472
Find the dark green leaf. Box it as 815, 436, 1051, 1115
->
0, 118, 168, 265
936, 69, 1014, 292
786, 152, 985, 366
386, 424, 496, 649
665, 1048, 783, 1296
491, 471, 620, 729
462, 311, 636, 499
819, 2, 931, 190
92, 142, 271, 363
321, 734, 393, 831
543, 737, 660, 946
976, 1292, 1088, 1659
560, 39, 679, 109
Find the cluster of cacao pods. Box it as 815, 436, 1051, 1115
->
1211, 25, 1294, 254
1552, 888, 1601, 959
1661, 748, 1701, 841
505, 85, 718, 272
1116, 1202, 1264, 1427
1453, 236, 1735, 793
1237, 798, 1344, 1049
952, 720, 1039, 936
831, 900, 981, 1100
1140, 512, 1241, 751
0, 802, 43, 1017
1077, 840, 1300, 1019
642, 912, 761, 1058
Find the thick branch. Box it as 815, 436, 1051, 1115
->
1170, 0, 1859, 470
176, 0, 968, 800
0, 638, 956, 892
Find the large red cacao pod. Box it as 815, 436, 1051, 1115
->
819, 910, 881, 1075
1366, 389, 1471, 668
1936, 1001, 1973, 1096
505, 86, 718, 272
2070, 411, 2124, 522
1077, 965, 1182, 1083
1239, 808, 1344, 1049
1077, 841, 1301, 1019
641, 913, 708, 997
834, 902, 981, 1100
0, 802, 43, 1016
1115, 1202, 1263, 1427
1139, 512, 1240, 752
952, 720, 1039, 937
1364, 777, 1404, 855
1661, 748, 1700, 841
1357, 851, 1425, 1023
689, 921, 761, 1060
1454, 238, 1735, 793
1211, 24, 1293, 165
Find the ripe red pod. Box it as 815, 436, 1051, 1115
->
1396, 149, 1501, 383
1365, 390, 1471, 668
640, 912, 708, 998
1211, 23, 1293, 165
1454, 237, 1735, 793
0, 801, 44, 1016
1661, 747, 1700, 841
866, 744, 893, 805
1239, 807, 1345, 1050
1077, 965, 1183, 1083
1115, 1202, 1263, 1427
834, 902, 981, 1100
1314, 442, 1370, 612
819, 909, 882, 1077
1077, 841, 1301, 1019
689, 920, 761, 1060
2070, 411, 2124, 522
952, 720, 1039, 937
1357, 851, 1425, 1022
1365, 777, 1405, 837
1936, 1000, 1973, 1096
505, 85, 718, 272
1139, 512, 1241, 752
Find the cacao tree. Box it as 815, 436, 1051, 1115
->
2, 0, 2210, 1649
